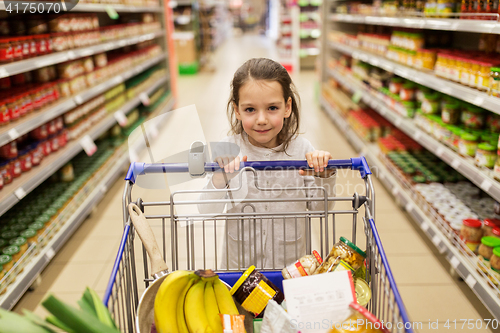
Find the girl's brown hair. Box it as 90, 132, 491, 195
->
227, 58, 300, 153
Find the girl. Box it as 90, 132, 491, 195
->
199, 58, 336, 269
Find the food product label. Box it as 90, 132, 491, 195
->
0, 46, 13, 61
332, 260, 355, 273
286, 261, 308, 278
312, 250, 323, 264
241, 280, 276, 316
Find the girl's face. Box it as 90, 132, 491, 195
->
235, 80, 292, 149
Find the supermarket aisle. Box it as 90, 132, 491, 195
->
13, 33, 493, 332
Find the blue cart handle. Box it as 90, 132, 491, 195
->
125, 157, 371, 184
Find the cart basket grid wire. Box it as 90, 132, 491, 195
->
103, 158, 413, 333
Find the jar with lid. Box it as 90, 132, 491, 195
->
449, 56, 461, 81
19, 37, 31, 59
10, 38, 22, 61
441, 101, 461, 124
0, 100, 10, 126
490, 247, 500, 277
478, 236, 500, 272
389, 77, 404, 94
33, 35, 48, 55
282, 250, 323, 279
460, 218, 483, 253
6, 98, 21, 122
468, 60, 481, 88
18, 149, 32, 173
421, 92, 441, 114
400, 82, 416, 101
314, 237, 366, 274
0, 141, 17, 160
475, 143, 496, 168
460, 59, 472, 85
458, 132, 478, 156
461, 105, 485, 129
0, 254, 13, 275
483, 218, 500, 236
489, 67, 500, 96
9, 159, 21, 178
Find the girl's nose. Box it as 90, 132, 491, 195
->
256, 111, 267, 124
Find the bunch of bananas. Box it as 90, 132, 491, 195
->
154, 269, 239, 333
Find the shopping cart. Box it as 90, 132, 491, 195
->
103, 157, 414, 333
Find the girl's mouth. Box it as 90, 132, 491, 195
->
255, 129, 271, 133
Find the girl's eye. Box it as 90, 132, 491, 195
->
269, 106, 278, 111
245, 108, 255, 112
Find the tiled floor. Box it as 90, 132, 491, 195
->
13, 33, 495, 332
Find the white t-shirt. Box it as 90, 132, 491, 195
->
198, 133, 337, 269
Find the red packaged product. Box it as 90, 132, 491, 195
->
50, 135, 59, 152
41, 140, 51, 156
48, 119, 57, 135
19, 149, 32, 172
20, 36, 31, 59
55, 117, 63, 131
32, 123, 48, 140
0, 38, 13, 63
11, 38, 23, 60
58, 129, 68, 147
9, 159, 22, 178
0, 141, 17, 159
31, 143, 43, 166
34, 35, 48, 55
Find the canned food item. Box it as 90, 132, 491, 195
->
2, 245, 20, 263
475, 143, 496, 168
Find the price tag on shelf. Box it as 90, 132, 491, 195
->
80, 135, 98, 157
67, 51, 76, 60
7, 128, 19, 141
105, 5, 120, 20
450, 256, 460, 269
74, 95, 83, 105
480, 179, 493, 192
101, 185, 108, 193
14, 187, 26, 200
45, 248, 55, 261
465, 274, 477, 289
405, 203, 414, 213
413, 131, 422, 141
451, 159, 461, 169
0, 67, 8, 78
436, 146, 445, 158
432, 235, 441, 248
352, 91, 363, 104
421, 222, 429, 232
474, 96, 485, 106
114, 110, 128, 127
392, 187, 399, 197
395, 118, 402, 127
139, 93, 151, 106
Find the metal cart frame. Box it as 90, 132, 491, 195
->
103, 157, 413, 333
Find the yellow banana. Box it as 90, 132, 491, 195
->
204, 281, 223, 333
184, 280, 213, 333
177, 276, 199, 333
213, 278, 239, 315
154, 270, 194, 333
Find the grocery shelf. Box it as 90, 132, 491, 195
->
320, 94, 500, 320
0, 2, 162, 12
328, 42, 500, 116
0, 75, 168, 218
0, 30, 164, 79
0, 54, 166, 147
0, 93, 174, 310
330, 14, 500, 34
327, 67, 500, 203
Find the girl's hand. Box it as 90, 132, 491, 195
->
212, 155, 248, 189
299, 150, 335, 178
